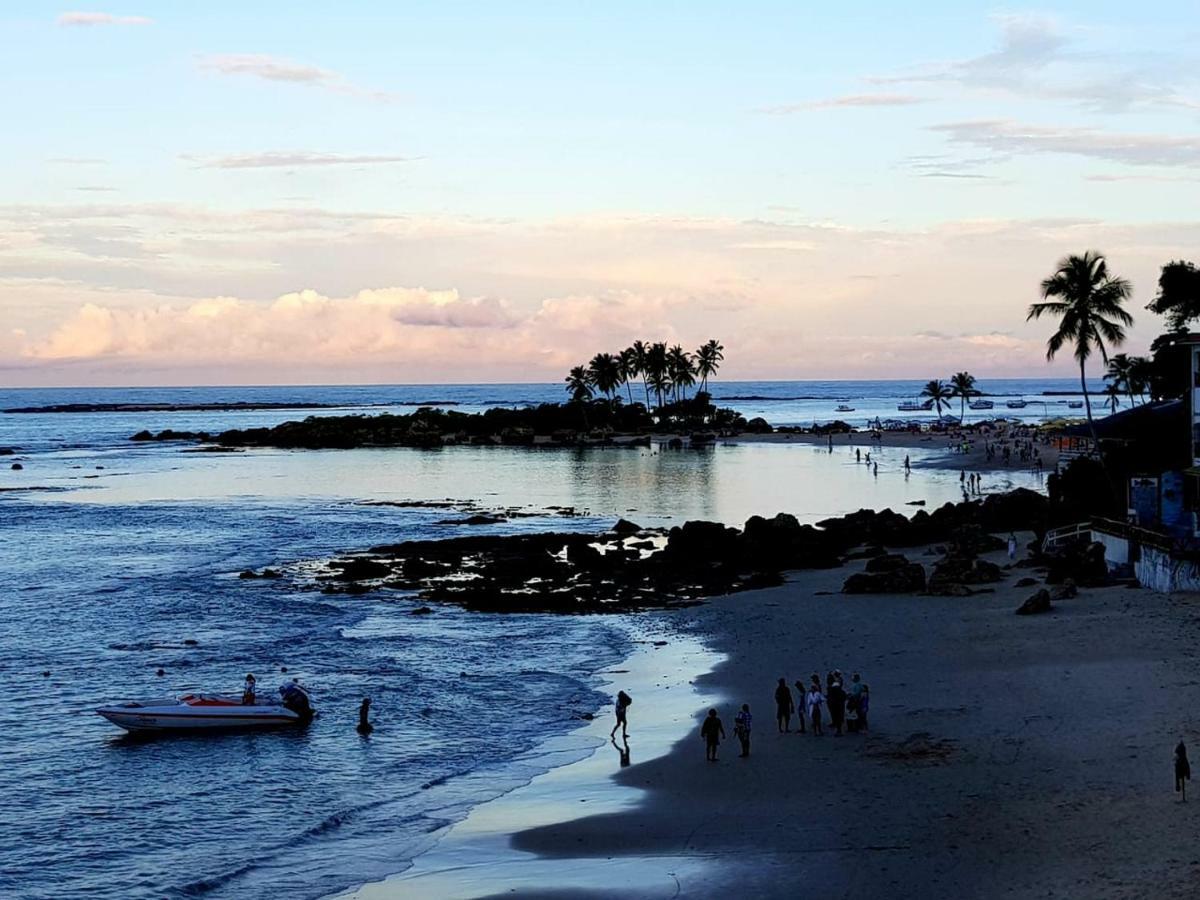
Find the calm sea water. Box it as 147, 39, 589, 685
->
0, 380, 1056, 899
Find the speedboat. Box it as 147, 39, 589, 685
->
97, 684, 314, 733
1005, 399, 1028, 409
969, 399, 994, 410
835, 404, 855, 412
1067, 400, 1084, 409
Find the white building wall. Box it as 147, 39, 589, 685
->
1136, 546, 1200, 593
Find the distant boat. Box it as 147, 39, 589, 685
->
897, 400, 934, 412
1005, 399, 1028, 409
835, 404, 855, 412
969, 399, 995, 410
1067, 400, 1084, 409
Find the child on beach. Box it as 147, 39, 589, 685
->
611, 690, 632, 739
775, 678, 794, 732
734, 704, 753, 757
701, 708, 725, 761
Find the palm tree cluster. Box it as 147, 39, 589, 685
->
1102, 352, 1153, 412
920, 371, 980, 421
565, 340, 724, 408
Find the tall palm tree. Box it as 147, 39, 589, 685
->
1104, 353, 1135, 407
645, 342, 669, 407
564, 365, 594, 403
694, 339, 724, 393
949, 371, 977, 423
588, 353, 621, 404
666, 345, 695, 402
920, 379, 954, 418
630, 340, 651, 406
1027, 251, 1133, 453
1103, 383, 1122, 414
618, 347, 638, 404
1128, 355, 1153, 403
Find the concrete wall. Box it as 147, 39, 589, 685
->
1094, 531, 1130, 567
1135, 545, 1200, 593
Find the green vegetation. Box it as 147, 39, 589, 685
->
949, 371, 978, 422
567, 340, 724, 410
919, 379, 954, 417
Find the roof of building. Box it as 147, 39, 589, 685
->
1061, 399, 1185, 440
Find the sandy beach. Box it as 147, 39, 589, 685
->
349, 536, 1200, 900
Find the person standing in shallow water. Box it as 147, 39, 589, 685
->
701, 708, 725, 761
774, 678, 794, 732
734, 704, 753, 757
611, 690, 632, 739
1176, 741, 1191, 801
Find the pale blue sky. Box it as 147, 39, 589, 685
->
2, 3, 1199, 384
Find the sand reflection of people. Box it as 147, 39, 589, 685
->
611, 734, 631, 767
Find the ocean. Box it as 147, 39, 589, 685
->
0, 380, 1064, 899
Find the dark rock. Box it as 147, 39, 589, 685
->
864, 553, 911, 574
947, 524, 1005, 556
183, 639, 199, 646
743, 417, 774, 434
239, 568, 283, 579
611, 518, 642, 536
906, 500, 926, 506
1048, 579, 1078, 601
1045, 541, 1107, 587
156, 668, 166, 676
1015, 577, 1039, 588
11, 463, 22, 470
843, 563, 926, 594
410, 606, 434, 615
1016, 589, 1052, 615
437, 514, 506, 526
927, 554, 1003, 594
0, 447, 13, 455
330, 558, 392, 581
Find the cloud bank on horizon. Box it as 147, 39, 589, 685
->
3, 2, 1199, 385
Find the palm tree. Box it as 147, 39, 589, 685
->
564, 365, 594, 403
630, 340, 651, 406
949, 371, 977, 423
645, 342, 669, 407
920, 379, 954, 418
618, 347, 638, 404
1104, 353, 1135, 407
1128, 355, 1153, 403
695, 339, 724, 393
666, 345, 695, 402
1103, 383, 1122, 414
1027, 251, 1133, 453
588, 353, 621, 404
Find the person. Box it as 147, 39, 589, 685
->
1176, 741, 1191, 801
806, 680, 825, 736
904, 454, 911, 472
857, 677, 870, 732
793, 680, 807, 733
827, 673, 847, 736
873, 461, 878, 477
734, 704, 753, 757
856, 447, 861, 463
701, 708, 725, 761
1007, 532, 1018, 561
774, 678, 794, 732
242, 673, 256, 705
611, 690, 632, 739
357, 697, 373, 734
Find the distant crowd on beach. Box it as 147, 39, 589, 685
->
610, 672, 870, 762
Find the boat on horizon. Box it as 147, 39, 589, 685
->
897, 399, 934, 412
96, 684, 314, 733
969, 399, 995, 410
1067, 400, 1084, 409
835, 404, 855, 412
1006, 399, 1028, 409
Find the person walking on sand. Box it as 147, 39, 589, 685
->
1007, 532, 1018, 561
806, 679, 825, 736
774, 678, 794, 732
904, 454, 911, 473
734, 704, 753, 757
793, 680, 807, 733
610, 690, 632, 739
701, 708, 725, 761
1176, 741, 1191, 801
827, 673, 847, 736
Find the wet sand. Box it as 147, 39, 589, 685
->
347, 535, 1200, 899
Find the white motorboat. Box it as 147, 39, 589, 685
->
1005, 399, 1028, 409
1067, 400, 1084, 409
897, 400, 933, 412
97, 685, 313, 733
835, 404, 855, 412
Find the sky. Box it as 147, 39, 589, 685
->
2, 2, 1199, 386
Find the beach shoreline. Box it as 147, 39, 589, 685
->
342, 536, 1200, 900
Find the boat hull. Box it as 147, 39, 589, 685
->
97, 697, 307, 733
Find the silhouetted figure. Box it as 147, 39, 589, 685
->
1176, 741, 1191, 801
734, 704, 753, 757
1007, 532, 1018, 561
357, 697, 373, 734
793, 680, 807, 733
856, 448, 861, 463
242, 673, 256, 705
904, 454, 911, 472
775, 678, 794, 732
611, 690, 632, 739
612, 734, 631, 767
701, 708, 725, 761
827, 675, 847, 736
806, 682, 825, 736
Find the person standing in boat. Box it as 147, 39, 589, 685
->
242, 673, 257, 705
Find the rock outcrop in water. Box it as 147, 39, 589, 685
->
299, 488, 1053, 613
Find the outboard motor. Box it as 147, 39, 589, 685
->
278, 680, 314, 722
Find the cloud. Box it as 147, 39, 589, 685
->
929, 120, 1200, 168
57, 11, 152, 26
759, 94, 926, 114
72, 185, 118, 192
187, 152, 417, 169
196, 53, 396, 102
49, 157, 107, 165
